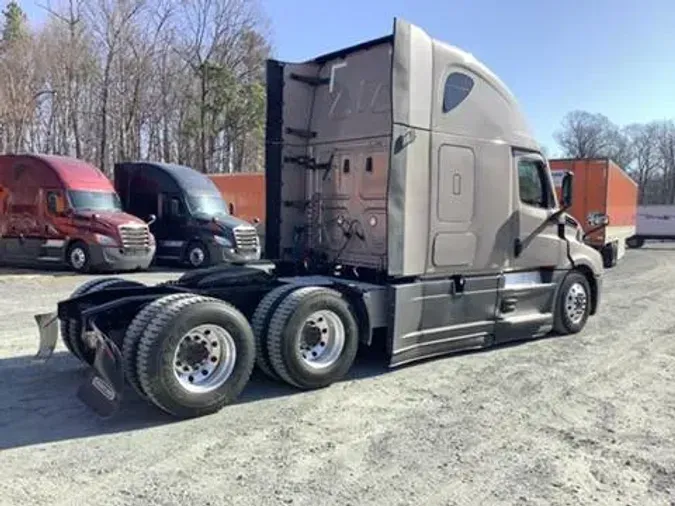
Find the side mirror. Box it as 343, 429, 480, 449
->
228, 202, 235, 215
253, 217, 260, 225
560, 171, 574, 209
146, 214, 157, 226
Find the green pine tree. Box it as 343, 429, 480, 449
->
2, 1, 28, 43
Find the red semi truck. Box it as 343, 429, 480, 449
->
549, 158, 637, 268
0, 154, 155, 272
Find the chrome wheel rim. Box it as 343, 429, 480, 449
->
565, 282, 588, 324
173, 324, 237, 393
297, 310, 345, 370
70, 248, 86, 269
189, 247, 205, 266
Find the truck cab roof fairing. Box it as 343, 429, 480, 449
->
395, 18, 540, 152
117, 162, 223, 196
15, 154, 116, 192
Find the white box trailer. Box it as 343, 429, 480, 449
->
626, 205, 675, 248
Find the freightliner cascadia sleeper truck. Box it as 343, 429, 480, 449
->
33, 18, 605, 419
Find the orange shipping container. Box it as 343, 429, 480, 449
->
549, 158, 637, 268
208, 172, 266, 226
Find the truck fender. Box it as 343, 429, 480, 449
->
568, 259, 600, 315
179, 235, 211, 257
63, 236, 84, 257
331, 285, 375, 346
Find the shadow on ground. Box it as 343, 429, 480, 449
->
0, 344, 389, 451
637, 246, 675, 251
0, 264, 184, 278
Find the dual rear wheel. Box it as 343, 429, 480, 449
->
117, 284, 358, 418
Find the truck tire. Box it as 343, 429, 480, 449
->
626, 236, 644, 249
66, 240, 91, 273
553, 271, 592, 335
266, 286, 359, 390
64, 278, 145, 364
122, 293, 198, 399
251, 283, 300, 380
184, 241, 210, 269
136, 295, 255, 418
60, 277, 111, 359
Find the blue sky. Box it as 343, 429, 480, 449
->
18, 0, 675, 156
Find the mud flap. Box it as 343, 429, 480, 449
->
76, 326, 125, 418
34, 312, 59, 361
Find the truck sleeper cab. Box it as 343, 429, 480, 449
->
114, 161, 261, 268
34, 18, 604, 420
0, 154, 155, 272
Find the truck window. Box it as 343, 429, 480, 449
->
68, 190, 123, 212
442, 72, 474, 113
187, 194, 227, 216
46, 191, 61, 214
518, 159, 553, 209
162, 195, 185, 217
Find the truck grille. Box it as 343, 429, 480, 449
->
118, 223, 150, 249
233, 226, 260, 252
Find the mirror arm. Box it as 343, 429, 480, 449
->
583, 223, 608, 241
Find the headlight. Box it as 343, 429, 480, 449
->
213, 235, 233, 247
94, 233, 118, 246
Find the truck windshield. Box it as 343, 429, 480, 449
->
68, 190, 123, 211
187, 194, 229, 216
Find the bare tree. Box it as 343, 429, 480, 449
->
625, 122, 659, 203
554, 109, 635, 170
554, 110, 615, 158
0, 0, 271, 174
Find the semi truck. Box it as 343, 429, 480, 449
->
549, 158, 637, 268
626, 205, 675, 248
33, 18, 605, 420
114, 162, 262, 268
0, 154, 155, 272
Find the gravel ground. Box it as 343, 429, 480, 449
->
0, 248, 674, 506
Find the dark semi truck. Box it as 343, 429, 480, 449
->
113, 161, 261, 268
34, 18, 605, 419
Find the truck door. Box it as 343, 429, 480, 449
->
510, 151, 565, 270
39, 189, 69, 263
19, 189, 48, 264
155, 193, 187, 260
494, 150, 568, 342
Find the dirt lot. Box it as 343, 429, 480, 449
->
0, 249, 674, 506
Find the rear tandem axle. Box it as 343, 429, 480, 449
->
34, 262, 377, 419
